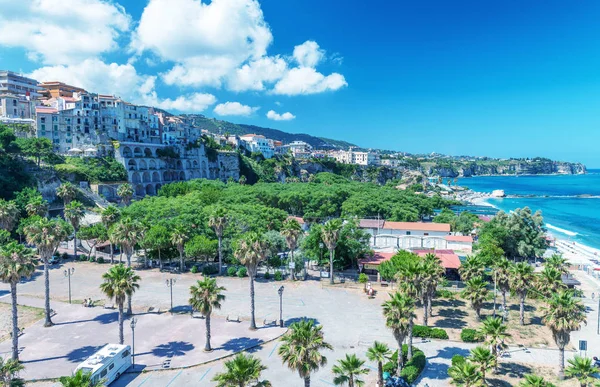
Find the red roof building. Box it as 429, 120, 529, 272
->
414, 250, 461, 269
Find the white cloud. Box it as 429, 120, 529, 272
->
0, 0, 131, 65
273, 67, 347, 95
28, 59, 216, 113
293, 40, 324, 67
266, 110, 295, 121
227, 56, 287, 92
214, 102, 259, 116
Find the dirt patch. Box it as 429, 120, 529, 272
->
0, 303, 44, 341
486, 362, 578, 387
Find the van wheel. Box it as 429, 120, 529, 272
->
116, 372, 121, 379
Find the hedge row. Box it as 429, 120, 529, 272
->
413, 325, 449, 340
460, 328, 483, 343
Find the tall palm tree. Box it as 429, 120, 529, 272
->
332, 354, 370, 387
208, 207, 228, 275
25, 196, 48, 217
0, 242, 36, 360
393, 259, 421, 361
171, 226, 189, 272
189, 277, 226, 352
565, 356, 595, 386
99, 264, 141, 344
518, 374, 556, 387
366, 341, 392, 387
117, 183, 134, 206
459, 255, 485, 282
545, 254, 569, 274
64, 200, 85, 259
448, 361, 482, 387
536, 266, 565, 297
468, 346, 494, 384
382, 292, 415, 373
24, 218, 71, 327
322, 219, 342, 285
59, 368, 104, 387
462, 276, 489, 320
478, 316, 511, 372
212, 353, 270, 387
101, 205, 120, 264
281, 218, 302, 280
0, 356, 25, 387
509, 262, 535, 326
278, 319, 333, 387
423, 253, 445, 322
234, 233, 268, 330
0, 199, 19, 231
542, 291, 586, 378
493, 257, 512, 320
56, 182, 77, 206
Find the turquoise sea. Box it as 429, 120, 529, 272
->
457, 170, 600, 249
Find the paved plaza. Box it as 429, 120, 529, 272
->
1, 260, 598, 386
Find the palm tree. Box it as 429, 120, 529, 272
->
0, 199, 19, 231
382, 291, 415, 373
459, 255, 485, 282
0, 242, 36, 360
25, 196, 48, 217
212, 353, 270, 387
209, 207, 228, 274
59, 368, 104, 387
542, 291, 586, 378
479, 316, 511, 372
322, 219, 342, 285
0, 356, 25, 387
101, 205, 120, 264
545, 254, 569, 274
117, 183, 134, 206
536, 266, 565, 297
423, 253, 445, 322
234, 233, 269, 330
278, 319, 333, 387
468, 346, 494, 384
64, 200, 85, 259
281, 218, 302, 280
366, 341, 392, 387
509, 262, 534, 325
462, 276, 489, 320
171, 226, 189, 272
189, 277, 226, 351
393, 259, 421, 361
493, 258, 512, 320
99, 264, 141, 344
448, 361, 482, 387
56, 182, 77, 205
332, 354, 370, 387
565, 356, 596, 386
518, 374, 556, 387
24, 218, 71, 326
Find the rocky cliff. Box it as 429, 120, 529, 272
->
428, 160, 586, 177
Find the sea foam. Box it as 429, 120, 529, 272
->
546, 223, 578, 237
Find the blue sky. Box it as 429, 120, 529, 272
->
2, 1, 600, 167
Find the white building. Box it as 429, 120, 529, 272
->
240, 134, 274, 159
0, 70, 42, 99
333, 148, 380, 166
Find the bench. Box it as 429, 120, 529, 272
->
263, 318, 277, 327
104, 303, 115, 310
192, 311, 205, 319
9, 328, 24, 338
380, 281, 389, 287
226, 315, 240, 323
147, 306, 160, 314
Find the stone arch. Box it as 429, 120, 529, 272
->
122, 146, 132, 158
201, 161, 207, 178
144, 147, 153, 157
185, 160, 192, 169
100, 186, 113, 199
131, 172, 141, 183
142, 171, 151, 183
159, 159, 167, 169
133, 147, 143, 157
176, 160, 183, 169
422, 236, 447, 249
127, 159, 137, 171
138, 159, 147, 170
179, 171, 186, 180
163, 171, 170, 181
135, 184, 145, 196
193, 160, 198, 168
149, 159, 157, 169
152, 171, 160, 182
145, 184, 155, 195
155, 183, 162, 192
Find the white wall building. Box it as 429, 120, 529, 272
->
240, 134, 274, 158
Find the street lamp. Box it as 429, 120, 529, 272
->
130, 317, 137, 367
278, 285, 284, 328
319, 242, 324, 271
64, 268, 75, 304
166, 278, 176, 314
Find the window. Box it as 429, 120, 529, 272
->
12, 99, 16, 106
122, 350, 130, 358
406, 231, 411, 236
108, 363, 114, 370
100, 369, 107, 377
53, 125, 58, 131
424, 233, 429, 236
41, 117, 46, 123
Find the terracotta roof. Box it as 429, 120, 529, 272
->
359, 219, 385, 229
35, 107, 57, 114
445, 235, 473, 243
287, 216, 305, 225
382, 221, 450, 232
415, 250, 461, 269
358, 252, 394, 266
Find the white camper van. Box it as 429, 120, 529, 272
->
74, 344, 132, 385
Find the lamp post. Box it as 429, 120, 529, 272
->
319, 242, 324, 275
493, 270, 497, 318
166, 278, 176, 314
278, 285, 284, 328
64, 268, 75, 304
130, 317, 137, 367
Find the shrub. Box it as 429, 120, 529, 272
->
412, 325, 448, 339
400, 365, 420, 383
227, 266, 237, 277
436, 289, 454, 298
190, 265, 198, 274
79, 254, 87, 262
383, 346, 426, 382
274, 270, 283, 281
264, 272, 271, 280
96, 257, 104, 264
451, 354, 466, 367
53, 251, 60, 257
430, 328, 449, 339
358, 273, 368, 284
88, 256, 95, 262
62, 252, 69, 260
237, 267, 247, 277
460, 328, 483, 343
202, 265, 218, 276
